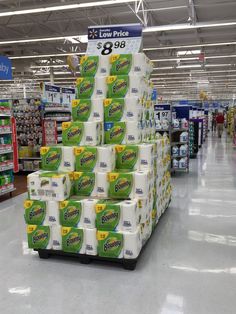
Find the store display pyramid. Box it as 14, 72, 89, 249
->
25, 52, 172, 268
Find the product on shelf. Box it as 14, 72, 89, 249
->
25, 53, 172, 269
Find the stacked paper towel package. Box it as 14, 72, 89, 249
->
25, 53, 172, 260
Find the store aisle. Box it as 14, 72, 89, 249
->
0, 135, 236, 314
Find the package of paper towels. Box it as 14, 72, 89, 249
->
80, 55, 110, 77
97, 145, 115, 172
40, 146, 75, 172
76, 77, 107, 99
106, 75, 145, 98
62, 226, 86, 254
27, 225, 52, 249
104, 122, 141, 144
74, 146, 98, 172
74, 172, 97, 197
72, 99, 103, 122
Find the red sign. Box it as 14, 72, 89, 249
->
11, 117, 19, 173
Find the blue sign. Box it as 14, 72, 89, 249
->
152, 89, 157, 101
87, 23, 143, 55
0, 56, 12, 80
88, 24, 142, 40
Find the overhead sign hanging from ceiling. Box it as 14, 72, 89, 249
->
86, 23, 143, 55
0, 56, 12, 80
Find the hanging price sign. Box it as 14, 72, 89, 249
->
42, 83, 61, 104
86, 24, 142, 56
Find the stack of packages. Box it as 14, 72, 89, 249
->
25, 53, 172, 261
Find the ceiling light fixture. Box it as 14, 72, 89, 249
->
9, 52, 84, 60
0, 0, 136, 17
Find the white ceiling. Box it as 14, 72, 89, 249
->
1, 0, 236, 100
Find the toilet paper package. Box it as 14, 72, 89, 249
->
62, 122, 85, 146
27, 225, 52, 249
74, 172, 97, 197
96, 172, 109, 198
74, 146, 98, 172
24, 199, 48, 225
123, 227, 142, 259
103, 98, 125, 122
97, 230, 123, 258
86, 228, 97, 255
115, 145, 139, 170
108, 171, 134, 199
76, 77, 107, 99
61, 226, 86, 254
95, 200, 123, 231
106, 75, 145, 98
121, 200, 139, 232
138, 144, 154, 170
27, 171, 73, 201
80, 55, 110, 77
109, 53, 150, 77
51, 224, 62, 250
84, 121, 103, 146
72, 99, 103, 122
97, 145, 115, 172
83, 199, 97, 228
47, 201, 60, 225
134, 171, 152, 198
59, 199, 83, 227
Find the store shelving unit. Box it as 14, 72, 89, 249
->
0, 100, 15, 196
13, 98, 42, 172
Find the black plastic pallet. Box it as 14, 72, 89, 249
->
35, 199, 171, 271
35, 249, 138, 270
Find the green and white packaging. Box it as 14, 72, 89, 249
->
40, 146, 75, 172
106, 75, 129, 98
59, 199, 83, 227
104, 122, 126, 144
72, 99, 103, 122
97, 230, 123, 258
77, 77, 107, 99
115, 145, 139, 170
62, 122, 85, 146
110, 54, 132, 75
27, 225, 52, 249
108, 171, 134, 199
62, 227, 85, 254
24, 199, 48, 225
103, 98, 125, 122
80, 55, 110, 77
74, 146, 98, 171
95, 200, 122, 231
74, 172, 97, 197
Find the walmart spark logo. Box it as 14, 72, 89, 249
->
89, 29, 98, 39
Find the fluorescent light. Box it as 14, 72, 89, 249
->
9, 52, 84, 60
0, 35, 88, 45
177, 64, 201, 69
143, 21, 236, 33
152, 57, 198, 62
0, 0, 136, 17
31, 64, 69, 69
177, 50, 201, 56
35, 71, 79, 76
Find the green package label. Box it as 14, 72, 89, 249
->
80, 56, 99, 77
115, 145, 139, 170
74, 147, 97, 171
77, 77, 95, 98
110, 54, 132, 75
62, 122, 84, 146
104, 122, 126, 144
107, 76, 129, 98
97, 231, 123, 258
104, 98, 125, 122
24, 200, 47, 225
59, 200, 82, 227
40, 147, 62, 171
108, 172, 133, 199
27, 225, 50, 249
96, 203, 121, 231
62, 227, 84, 253
74, 172, 96, 196
72, 99, 92, 121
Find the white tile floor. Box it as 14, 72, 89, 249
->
0, 134, 236, 314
